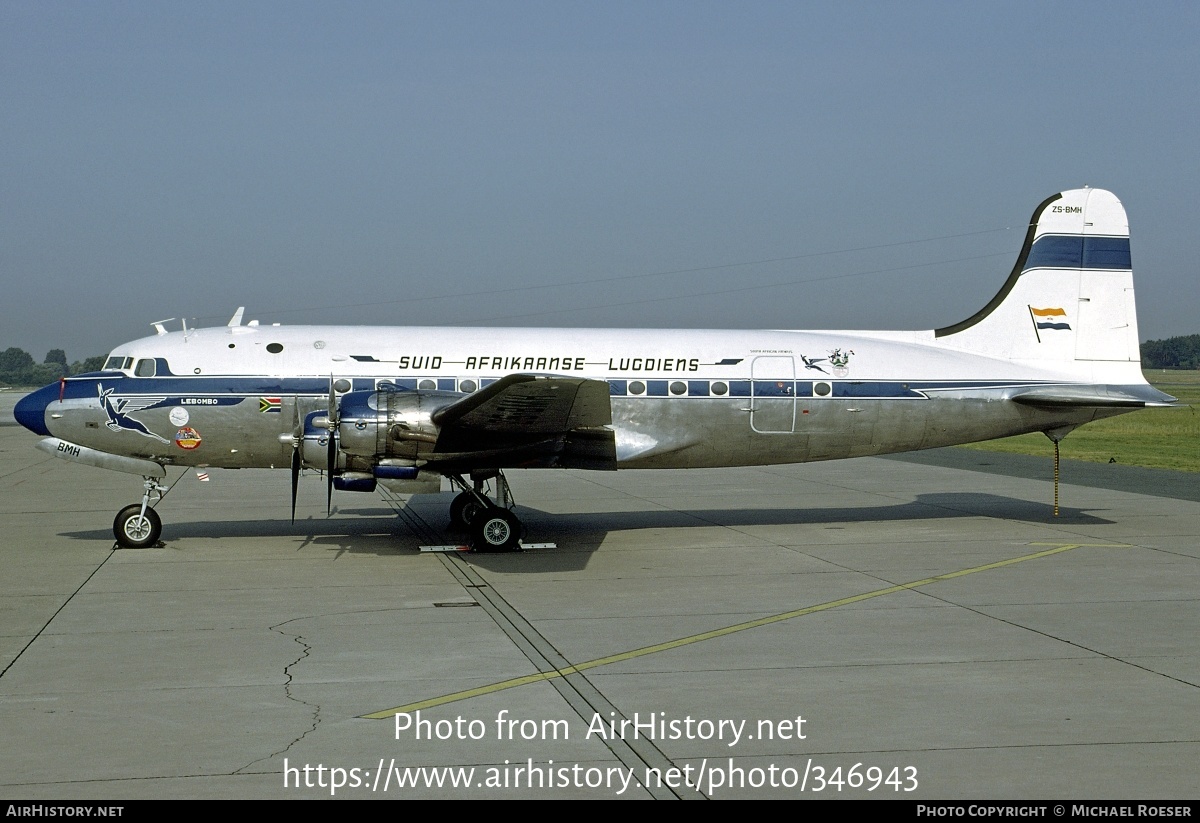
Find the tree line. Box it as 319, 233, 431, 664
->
0, 348, 106, 387
1141, 335, 1200, 370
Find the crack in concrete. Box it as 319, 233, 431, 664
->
236, 624, 319, 774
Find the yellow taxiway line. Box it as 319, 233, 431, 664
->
362, 542, 1126, 719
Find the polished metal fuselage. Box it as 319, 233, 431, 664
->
19, 324, 1150, 476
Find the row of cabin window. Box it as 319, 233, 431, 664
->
377, 378, 837, 398
111, 365, 838, 399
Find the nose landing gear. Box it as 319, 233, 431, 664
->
112, 475, 170, 548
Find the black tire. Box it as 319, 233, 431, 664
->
113, 505, 162, 548
470, 507, 522, 552
448, 491, 484, 531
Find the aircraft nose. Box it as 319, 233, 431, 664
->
14, 383, 58, 436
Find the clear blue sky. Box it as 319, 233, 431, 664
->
3, 1, 1197, 361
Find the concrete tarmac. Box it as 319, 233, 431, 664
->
1, 391, 1198, 799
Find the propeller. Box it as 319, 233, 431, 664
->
289, 397, 301, 524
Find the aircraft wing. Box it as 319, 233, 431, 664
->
428, 374, 616, 470
432, 373, 612, 431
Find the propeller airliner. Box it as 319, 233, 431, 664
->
15, 188, 1174, 551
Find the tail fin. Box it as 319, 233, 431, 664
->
935, 188, 1140, 365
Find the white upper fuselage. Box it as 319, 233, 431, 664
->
104, 322, 1144, 385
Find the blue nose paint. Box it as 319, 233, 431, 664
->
14, 383, 59, 436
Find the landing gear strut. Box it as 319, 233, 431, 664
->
446, 471, 524, 552
113, 475, 169, 548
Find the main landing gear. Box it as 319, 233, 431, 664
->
447, 471, 525, 552
113, 476, 170, 548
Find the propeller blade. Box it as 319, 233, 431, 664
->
290, 445, 300, 524
290, 397, 302, 524
327, 432, 335, 515
326, 377, 338, 516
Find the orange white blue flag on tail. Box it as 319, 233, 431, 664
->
1029, 306, 1070, 342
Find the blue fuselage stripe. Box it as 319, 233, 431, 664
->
53, 375, 1062, 403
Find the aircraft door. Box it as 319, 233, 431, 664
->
750, 356, 796, 433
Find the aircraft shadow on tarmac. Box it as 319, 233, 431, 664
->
58, 491, 1114, 567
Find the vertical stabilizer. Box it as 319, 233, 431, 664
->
936, 188, 1139, 365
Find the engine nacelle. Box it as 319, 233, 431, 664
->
336, 389, 459, 461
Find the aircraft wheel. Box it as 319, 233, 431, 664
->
449, 491, 485, 530
113, 505, 162, 549
471, 507, 522, 552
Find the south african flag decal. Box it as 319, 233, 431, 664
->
259, 397, 282, 413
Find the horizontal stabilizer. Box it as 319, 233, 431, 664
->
1011, 385, 1176, 408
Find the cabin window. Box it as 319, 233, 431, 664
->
266, 343, 284, 354
418, 379, 437, 390
814, 381, 832, 397
459, 379, 478, 393
628, 380, 646, 396
670, 381, 687, 396
711, 381, 729, 396
135, 359, 156, 377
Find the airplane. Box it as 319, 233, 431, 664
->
14, 187, 1176, 552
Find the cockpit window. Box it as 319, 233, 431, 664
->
104, 356, 133, 371
135, 359, 156, 377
